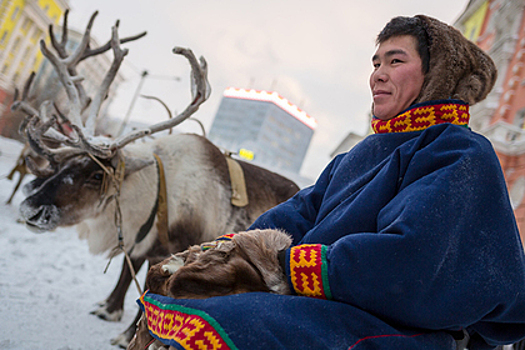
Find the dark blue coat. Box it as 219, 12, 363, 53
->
139, 101, 525, 349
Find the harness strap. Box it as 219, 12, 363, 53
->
154, 153, 170, 247
134, 155, 160, 244
89, 153, 143, 295
134, 153, 169, 248
225, 154, 249, 207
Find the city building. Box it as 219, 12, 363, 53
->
208, 87, 317, 175
0, 0, 123, 139
0, 0, 69, 118
455, 0, 525, 240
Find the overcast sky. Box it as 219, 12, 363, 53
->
66, 0, 469, 180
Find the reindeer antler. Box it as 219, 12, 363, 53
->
109, 47, 210, 151
11, 11, 148, 163
12, 71, 38, 117
12, 10, 209, 164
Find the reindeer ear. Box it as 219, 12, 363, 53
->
111, 153, 154, 177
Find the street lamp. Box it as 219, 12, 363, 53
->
116, 70, 180, 136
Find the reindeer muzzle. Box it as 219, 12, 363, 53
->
20, 203, 59, 232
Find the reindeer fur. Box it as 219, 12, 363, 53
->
127, 229, 292, 350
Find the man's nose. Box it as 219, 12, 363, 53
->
373, 67, 388, 83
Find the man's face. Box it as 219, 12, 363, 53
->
370, 35, 425, 121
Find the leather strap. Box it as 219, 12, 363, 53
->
225, 155, 249, 207
153, 153, 170, 247
134, 153, 169, 248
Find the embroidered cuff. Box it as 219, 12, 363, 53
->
289, 244, 332, 300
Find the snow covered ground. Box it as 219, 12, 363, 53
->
0, 136, 146, 350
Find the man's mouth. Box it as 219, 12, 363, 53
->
373, 90, 391, 97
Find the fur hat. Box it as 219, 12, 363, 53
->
413, 15, 497, 105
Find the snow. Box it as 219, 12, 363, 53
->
0, 136, 146, 350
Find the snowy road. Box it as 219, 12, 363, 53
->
0, 136, 145, 350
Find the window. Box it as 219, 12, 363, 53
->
514, 108, 525, 129
0, 31, 8, 45
32, 29, 42, 41
22, 18, 32, 31
22, 46, 30, 60
11, 6, 19, 20
11, 36, 21, 54
12, 72, 20, 85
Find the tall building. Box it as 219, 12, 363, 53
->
208, 87, 317, 174
455, 0, 525, 241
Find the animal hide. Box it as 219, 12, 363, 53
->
127, 229, 292, 350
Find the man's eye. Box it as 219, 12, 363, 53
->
373, 63, 380, 68
391, 59, 402, 64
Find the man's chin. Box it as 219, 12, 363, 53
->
373, 102, 396, 120
373, 111, 396, 121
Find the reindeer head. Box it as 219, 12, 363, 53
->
21, 154, 112, 231
20, 149, 159, 232
12, 11, 210, 232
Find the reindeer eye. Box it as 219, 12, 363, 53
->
87, 170, 105, 185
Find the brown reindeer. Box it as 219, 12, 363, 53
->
127, 229, 292, 350
12, 11, 299, 348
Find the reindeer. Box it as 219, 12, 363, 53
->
12, 11, 299, 348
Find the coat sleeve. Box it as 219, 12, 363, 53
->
248, 155, 342, 244
283, 133, 525, 347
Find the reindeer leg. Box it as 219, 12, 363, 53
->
6, 171, 26, 204
111, 309, 143, 349
6, 156, 28, 204
111, 261, 150, 349
91, 255, 146, 322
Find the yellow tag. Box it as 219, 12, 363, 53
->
239, 148, 254, 161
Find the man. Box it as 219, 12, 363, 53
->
137, 15, 525, 349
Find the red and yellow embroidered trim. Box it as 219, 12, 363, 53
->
371, 101, 469, 134
201, 233, 236, 251
290, 244, 332, 299
139, 292, 238, 350
215, 233, 236, 241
